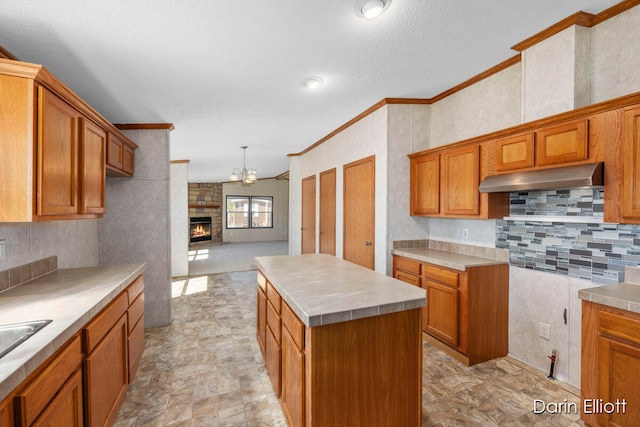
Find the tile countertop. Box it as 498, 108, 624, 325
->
579, 282, 640, 314
0, 263, 146, 402
391, 247, 507, 271
253, 254, 426, 328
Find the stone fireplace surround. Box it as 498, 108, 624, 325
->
188, 183, 222, 244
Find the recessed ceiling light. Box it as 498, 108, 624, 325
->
355, 0, 391, 20
305, 77, 323, 89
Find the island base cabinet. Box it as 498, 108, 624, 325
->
306, 309, 422, 427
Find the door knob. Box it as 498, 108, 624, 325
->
364, 241, 372, 246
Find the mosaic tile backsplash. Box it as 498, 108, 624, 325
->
496, 189, 640, 284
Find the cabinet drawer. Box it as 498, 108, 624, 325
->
128, 292, 144, 334
598, 309, 640, 345
15, 335, 82, 427
84, 291, 128, 353
127, 275, 144, 305
266, 282, 281, 314
423, 265, 459, 287
395, 271, 421, 287
267, 300, 281, 344
281, 303, 304, 350
31, 368, 83, 427
395, 257, 421, 275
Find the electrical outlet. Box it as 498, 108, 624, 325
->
539, 322, 551, 340
462, 228, 469, 239
0, 239, 5, 260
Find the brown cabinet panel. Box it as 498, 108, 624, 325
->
80, 118, 106, 215
410, 153, 440, 215
622, 107, 640, 219
265, 326, 282, 397
582, 302, 640, 426
425, 280, 459, 347
128, 315, 144, 383
442, 145, 480, 216
32, 369, 83, 427
15, 336, 82, 427
535, 119, 588, 166
106, 132, 135, 177
257, 286, 267, 357
37, 87, 79, 216
0, 396, 12, 427
495, 132, 535, 171
84, 313, 128, 427
281, 328, 304, 427
281, 302, 304, 350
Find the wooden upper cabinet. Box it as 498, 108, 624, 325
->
495, 132, 534, 171
107, 132, 135, 177
410, 153, 440, 215
37, 87, 80, 217
80, 118, 106, 215
0, 59, 136, 222
535, 119, 588, 166
622, 106, 640, 219
442, 145, 480, 216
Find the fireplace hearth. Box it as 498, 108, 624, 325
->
190, 217, 212, 243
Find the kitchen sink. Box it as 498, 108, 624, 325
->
0, 319, 52, 359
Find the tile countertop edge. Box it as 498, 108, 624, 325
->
579, 282, 640, 315
391, 248, 507, 271
254, 255, 426, 328
0, 263, 147, 402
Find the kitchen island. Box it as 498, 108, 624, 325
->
254, 254, 426, 427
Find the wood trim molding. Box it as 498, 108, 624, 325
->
275, 170, 290, 180
429, 54, 522, 104
0, 45, 18, 60
592, 0, 640, 25
511, 12, 596, 52
114, 123, 175, 131
170, 159, 190, 164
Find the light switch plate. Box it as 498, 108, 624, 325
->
0, 240, 5, 260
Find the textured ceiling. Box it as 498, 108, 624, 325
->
0, 0, 620, 182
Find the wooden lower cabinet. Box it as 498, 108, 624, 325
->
582, 301, 640, 426
84, 312, 128, 427
424, 280, 459, 347
1, 275, 144, 426
32, 369, 83, 427
14, 336, 82, 427
393, 255, 508, 366
257, 272, 422, 427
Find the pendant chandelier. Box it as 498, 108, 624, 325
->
229, 146, 257, 184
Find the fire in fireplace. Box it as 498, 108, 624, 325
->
190, 217, 212, 243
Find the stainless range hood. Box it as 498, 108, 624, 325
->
479, 162, 604, 193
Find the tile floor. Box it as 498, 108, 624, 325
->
114, 271, 585, 426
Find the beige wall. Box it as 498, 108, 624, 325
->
222, 178, 289, 243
